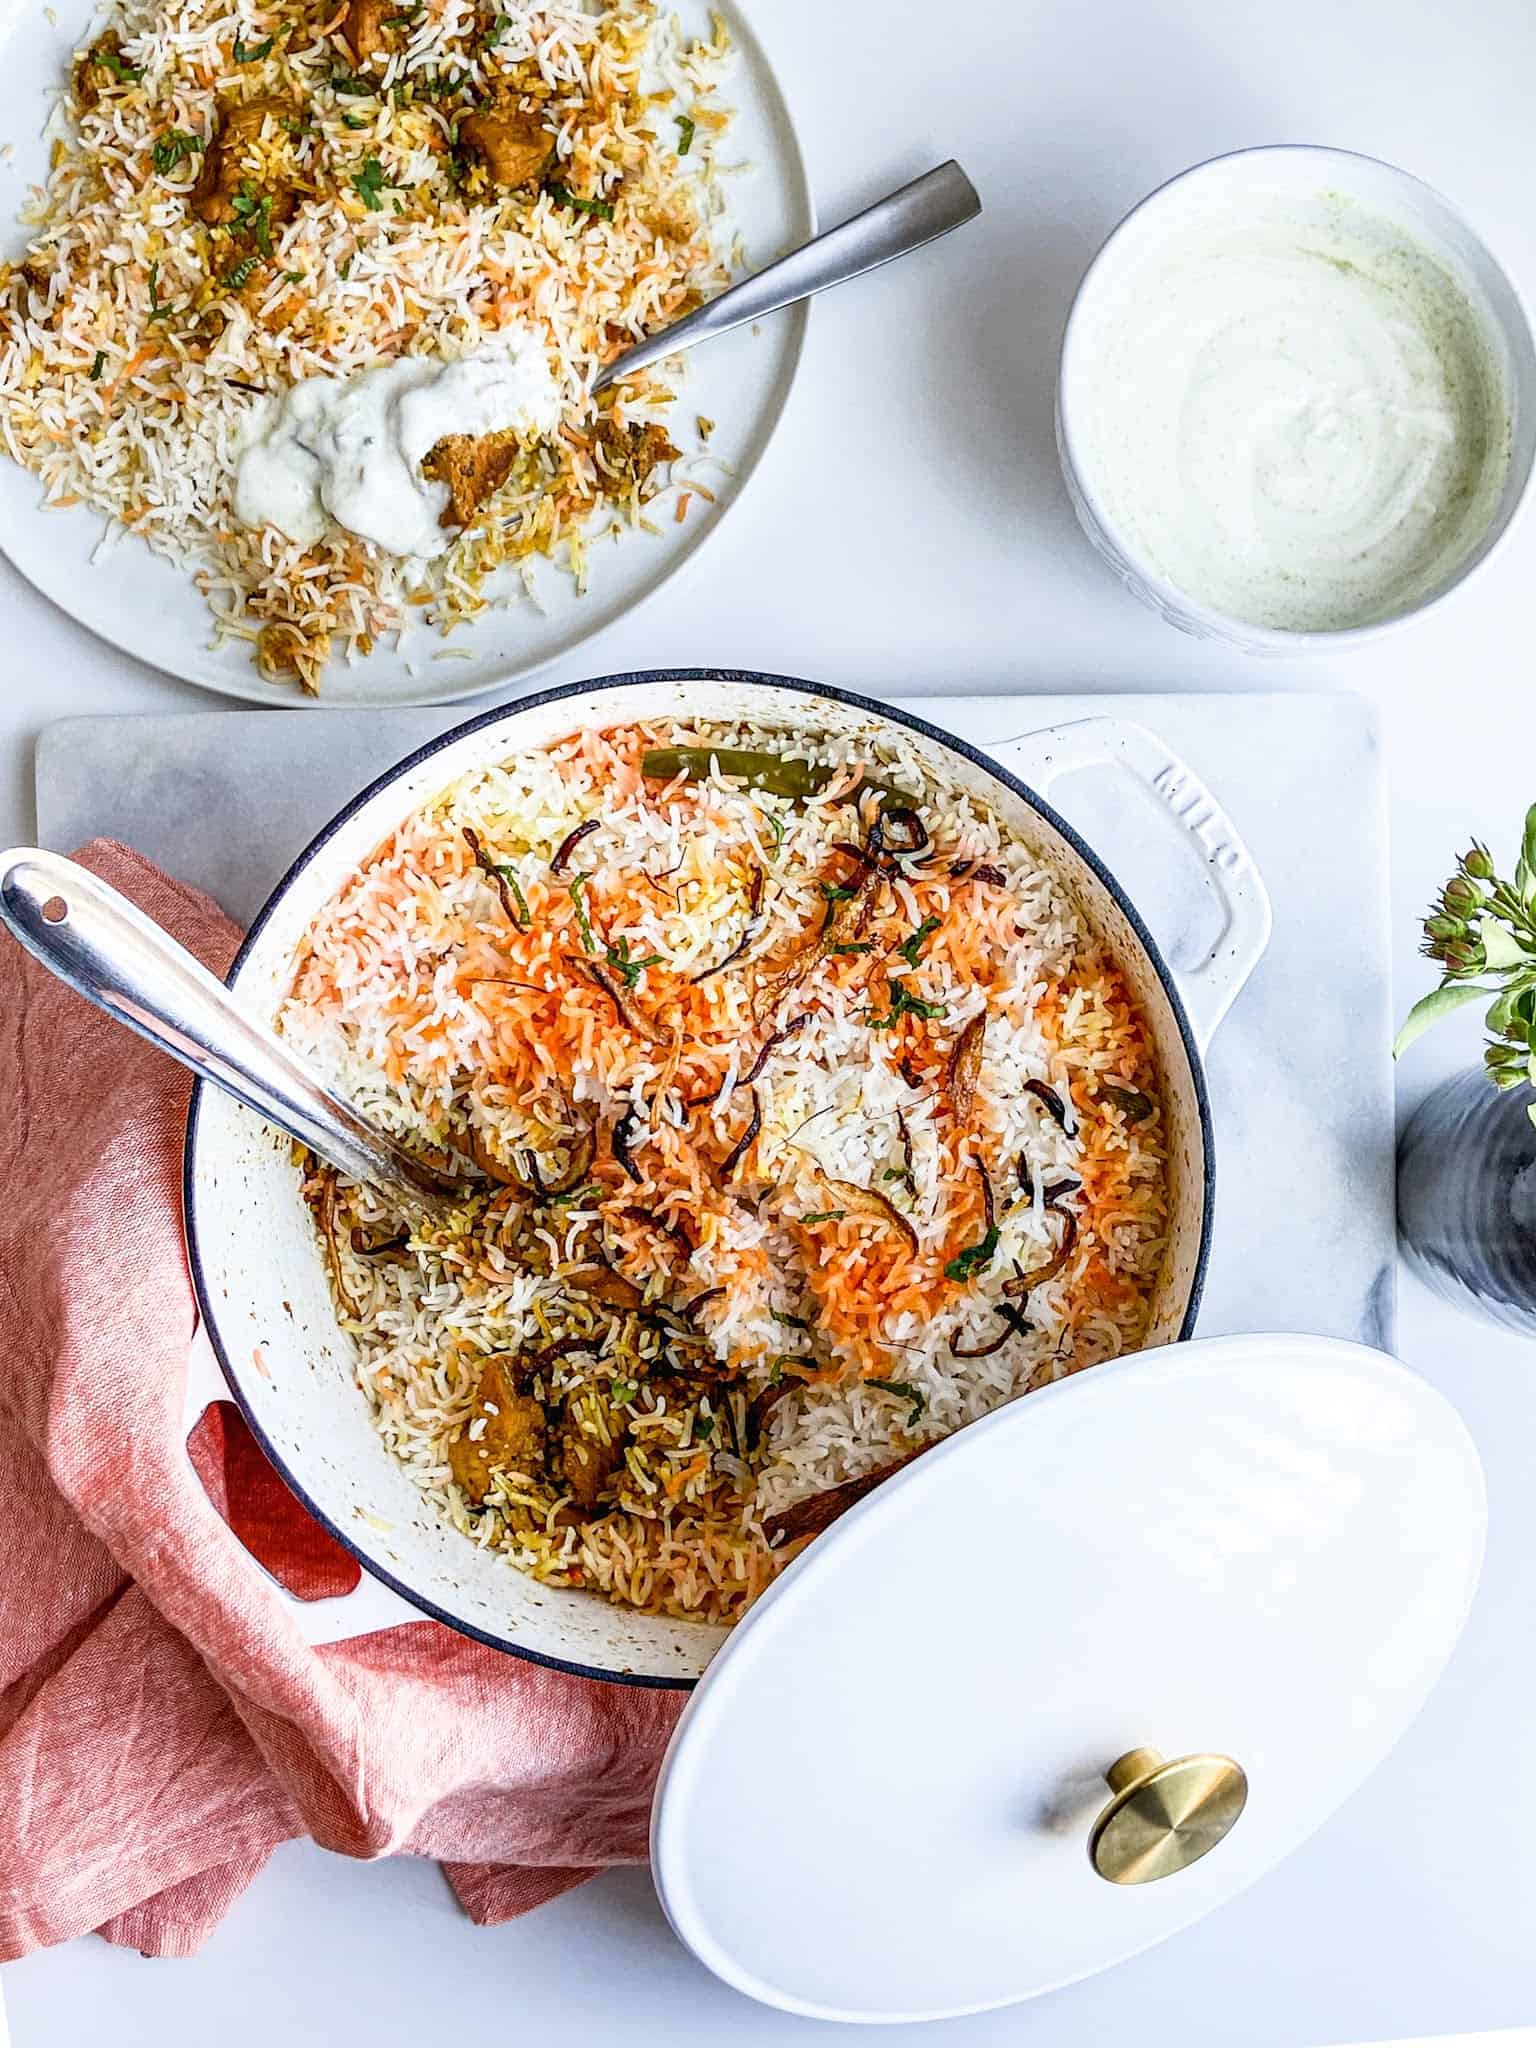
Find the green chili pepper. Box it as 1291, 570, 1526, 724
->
641, 746, 915, 808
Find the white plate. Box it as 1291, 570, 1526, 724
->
0, 1, 810, 706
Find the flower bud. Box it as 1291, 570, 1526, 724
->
1424, 914, 1464, 941
1445, 941, 1485, 978
1443, 876, 1483, 914
1461, 843, 1496, 882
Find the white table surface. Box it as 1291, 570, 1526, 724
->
5, 0, 1536, 2039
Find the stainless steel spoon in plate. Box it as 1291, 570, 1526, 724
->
593, 159, 982, 391
0, 848, 461, 1224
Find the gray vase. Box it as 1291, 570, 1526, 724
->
1398, 1068, 1536, 1332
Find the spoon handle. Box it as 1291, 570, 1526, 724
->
0, 848, 457, 1218
593, 158, 981, 392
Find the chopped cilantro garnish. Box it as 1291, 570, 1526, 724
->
232, 32, 274, 61
341, 110, 367, 129
545, 180, 615, 222
330, 69, 375, 93
339, 255, 353, 279
830, 941, 873, 955
97, 46, 142, 83
771, 1309, 809, 1329
818, 880, 855, 904
568, 871, 596, 954
283, 268, 303, 283
151, 128, 203, 174
675, 112, 695, 154
222, 252, 260, 291
88, 349, 105, 380
759, 806, 785, 857
945, 1225, 999, 1286
898, 914, 941, 969
491, 862, 529, 923
693, 1412, 715, 1441
607, 1377, 636, 1405
352, 155, 387, 209
868, 1378, 926, 1430
230, 182, 274, 254
484, 10, 510, 42
869, 979, 946, 1029
604, 934, 664, 989
145, 260, 178, 321
800, 1210, 846, 1226
548, 1183, 601, 1206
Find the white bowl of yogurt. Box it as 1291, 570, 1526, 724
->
1056, 146, 1536, 651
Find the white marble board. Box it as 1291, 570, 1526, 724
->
35, 688, 1393, 1350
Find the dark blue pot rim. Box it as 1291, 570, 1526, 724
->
184, 668, 1216, 1689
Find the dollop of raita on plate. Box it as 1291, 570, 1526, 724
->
234, 329, 563, 558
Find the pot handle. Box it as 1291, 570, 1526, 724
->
182, 1324, 425, 1647
988, 717, 1272, 1053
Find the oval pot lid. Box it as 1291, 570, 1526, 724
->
651, 1334, 1485, 2023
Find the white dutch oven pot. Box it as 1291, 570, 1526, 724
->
175, 672, 1484, 2017
181, 672, 1266, 1677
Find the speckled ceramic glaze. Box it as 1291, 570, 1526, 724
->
182, 671, 1271, 1684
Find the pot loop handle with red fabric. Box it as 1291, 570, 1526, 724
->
182, 1323, 425, 1646
990, 716, 1271, 1055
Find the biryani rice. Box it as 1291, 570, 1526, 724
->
279, 718, 1170, 1626
0, 0, 738, 689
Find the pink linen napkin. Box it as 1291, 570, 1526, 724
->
0, 841, 683, 1960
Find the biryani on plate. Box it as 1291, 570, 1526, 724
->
279, 719, 1171, 1626
0, 0, 738, 691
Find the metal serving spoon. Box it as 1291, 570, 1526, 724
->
0, 848, 462, 1224
592, 159, 982, 392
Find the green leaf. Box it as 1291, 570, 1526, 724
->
545, 180, 614, 222
232, 32, 274, 61
869, 978, 946, 1030
1478, 916, 1529, 973
675, 112, 695, 154
352, 156, 387, 209
1488, 986, 1521, 1035
945, 1224, 999, 1286
88, 348, 105, 379
98, 46, 143, 82
1392, 981, 1496, 1060
1522, 803, 1536, 883
568, 872, 596, 954
151, 128, 203, 174
897, 914, 940, 970
867, 1378, 925, 1430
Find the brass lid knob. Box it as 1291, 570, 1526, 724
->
1088, 1747, 1248, 1885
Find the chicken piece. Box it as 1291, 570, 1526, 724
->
448, 1355, 547, 1505
422, 428, 524, 528
342, 0, 391, 63
457, 107, 551, 188
192, 97, 298, 227
589, 416, 678, 496
556, 1414, 623, 1510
